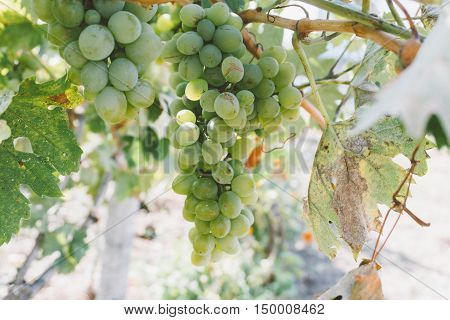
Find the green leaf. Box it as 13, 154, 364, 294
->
304, 117, 433, 258
0, 77, 82, 245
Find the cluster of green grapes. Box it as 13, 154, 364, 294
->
163, 3, 302, 266
32, 0, 162, 124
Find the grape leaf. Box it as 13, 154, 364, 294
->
353, 5, 450, 142
304, 117, 433, 258
0, 77, 83, 245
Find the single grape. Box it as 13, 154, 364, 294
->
51, 0, 84, 28
199, 44, 222, 68
214, 92, 240, 120
156, 13, 175, 32
176, 122, 200, 146
230, 135, 256, 162
188, 227, 200, 243
93, 0, 125, 18
95, 86, 127, 124
210, 246, 224, 262
78, 24, 114, 61
258, 56, 279, 79
224, 108, 246, 130
191, 251, 210, 266
215, 234, 240, 254
241, 208, 255, 225
232, 44, 247, 59
200, 89, 219, 112
240, 191, 258, 206
68, 67, 81, 85
108, 11, 142, 44
197, 19, 215, 42
176, 31, 204, 55
218, 191, 242, 218
203, 67, 226, 87
125, 23, 163, 65
47, 22, 80, 46
194, 234, 215, 255
183, 207, 196, 222
229, 159, 244, 177
221, 56, 244, 83
178, 55, 204, 81
231, 174, 255, 198
261, 45, 287, 64
63, 41, 86, 69
192, 177, 218, 200
230, 214, 251, 237
236, 90, 255, 108
213, 25, 243, 53
80, 61, 108, 93
202, 139, 223, 165
278, 86, 302, 109
206, 2, 230, 26
222, 132, 237, 148
252, 78, 275, 99
179, 4, 205, 27
176, 109, 196, 125
226, 12, 243, 30
207, 117, 234, 143
169, 98, 186, 116
125, 80, 155, 109
84, 9, 101, 25
33, 0, 55, 23
195, 218, 211, 235
213, 161, 234, 185
256, 96, 280, 120
210, 215, 231, 238
238, 64, 263, 89
185, 79, 208, 101
160, 35, 184, 64
272, 61, 296, 89
124, 2, 158, 22
281, 106, 300, 121
175, 82, 188, 97
108, 58, 138, 91
172, 173, 198, 195
178, 143, 201, 169
195, 200, 220, 221
185, 194, 201, 215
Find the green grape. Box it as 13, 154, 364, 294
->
281, 106, 300, 121
241, 208, 254, 225
178, 55, 204, 81
236, 90, 255, 108
232, 44, 247, 59
178, 143, 201, 169
108, 58, 138, 91
192, 177, 218, 200
93, 0, 125, 18
191, 251, 210, 266
125, 23, 163, 64
201, 139, 223, 165
68, 67, 81, 85
160, 35, 184, 64
176, 109, 196, 125
175, 122, 200, 146
183, 207, 196, 222
230, 214, 251, 237
51, 0, 84, 28
181, 23, 195, 32
218, 191, 242, 218
214, 92, 239, 120
212, 161, 234, 185
182, 95, 200, 111
83, 89, 97, 101
221, 56, 244, 83
169, 98, 185, 116
80, 61, 108, 93
95, 86, 127, 124
196, 19, 215, 42
240, 191, 258, 206
78, 25, 114, 61
256, 96, 280, 119
229, 159, 244, 176
202, 110, 216, 121
125, 80, 155, 109
245, 104, 256, 119
169, 71, 184, 89
199, 44, 222, 68
172, 173, 197, 195
238, 64, 263, 89
156, 13, 175, 32
33, 0, 55, 23
84, 9, 101, 25
195, 218, 211, 235
124, 2, 158, 22
195, 200, 220, 221
188, 227, 199, 243
210, 215, 231, 238
125, 105, 138, 120
200, 89, 219, 112
272, 61, 296, 89
206, 2, 230, 26
210, 246, 224, 262
203, 67, 226, 87
262, 113, 282, 133
258, 56, 279, 79
213, 25, 243, 53
185, 194, 201, 215
207, 117, 234, 143
224, 108, 246, 130
231, 174, 255, 197
230, 135, 256, 161
278, 86, 302, 109
215, 234, 240, 254
176, 31, 204, 55
252, 78, 275, 99
222, 132, 237, 148
193, 234, 215, 255
108, 11, 142, 44
185, 79, 208, 101
226, 12, 243, 30
179, 4, 205, 27
47, 22, 80, 46
176, 82, 188, 97
261, 45, 287, 64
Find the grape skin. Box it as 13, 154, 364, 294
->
51, 0, 84, 28
81, 61, 108, 93
108, 11, 142, 44
108, 58, 138, 91
78, 24, 115, 61
125, 80, 155, 109
93, 0, 125, 18
95, 86, 127, 124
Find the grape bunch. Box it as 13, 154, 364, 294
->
163, 3, 302, 266
33, 0, 162, 124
